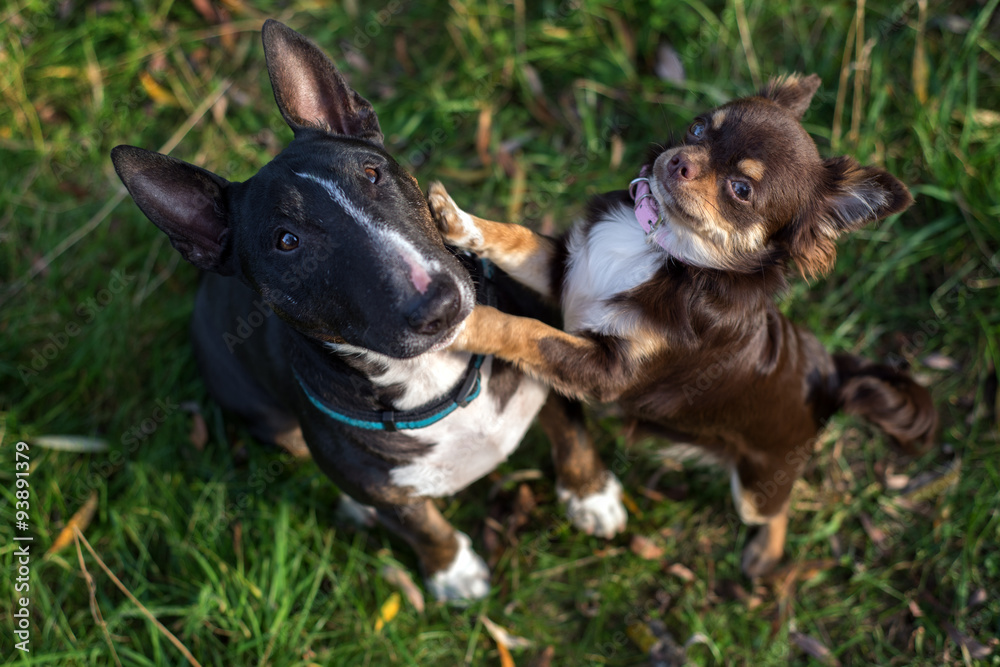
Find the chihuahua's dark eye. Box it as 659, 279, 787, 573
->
688, 120, 706, 139
276, 230, 299, 251
364, 166, 379, 183
730, 180, 752, 201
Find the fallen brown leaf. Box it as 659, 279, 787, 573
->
189, 411, 209, 451
217, 8, 236, 53
943, 621, 993, 659
476, 106, 493, 167
481, 614, 534, 666
380, 564, 425, 614
790, 631, 840, 666
637, 486, 666, 502
858, 512, 887, 552
665, 562, 695, 583
524, 645, 554, 667
630, 534, 665, 560
190, 0, 219, 23
621, 491, 642, 519
509, 483, 536, 530
394, 33, 414, 75
968, 587, 987, 609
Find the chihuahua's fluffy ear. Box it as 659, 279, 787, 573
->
760, 74, 822, 119
790, 156, 913, 278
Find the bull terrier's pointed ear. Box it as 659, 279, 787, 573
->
111, 145, 235, 275
760, 73, 822, 119
261, 19, 384, 145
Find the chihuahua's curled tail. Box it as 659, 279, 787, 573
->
833, 353, 937, 453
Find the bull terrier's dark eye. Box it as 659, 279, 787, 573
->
730, 180, 752, 201
276, 230, 299, 251
364, 166, 379, 183
688, 120, 706, 139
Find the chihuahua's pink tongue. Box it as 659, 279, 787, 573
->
630, 165, 659, 233
400, 251, 431, 293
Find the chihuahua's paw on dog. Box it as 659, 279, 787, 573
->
428, 182, 484, 251
425, 531, 491, 602
558, 473, 628, 539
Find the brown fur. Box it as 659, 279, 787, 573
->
430, 74, 937, 576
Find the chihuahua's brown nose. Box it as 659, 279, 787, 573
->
666, 153, 700, 181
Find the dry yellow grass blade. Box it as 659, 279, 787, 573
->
74, 527, 122, 667
139, 71, 179, 107
913, 0, 930, 104
46, 490, 98, 558
74, 527, 203, 667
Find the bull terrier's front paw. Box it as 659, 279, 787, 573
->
427, 182, 484, 252
425, 531, 491, 602
557, 473, 628, 539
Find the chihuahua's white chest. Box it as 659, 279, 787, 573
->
561, 204, 665, 336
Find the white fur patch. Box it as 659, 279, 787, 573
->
425, 531, 491, 601
328, 343, 476, 412
557, 473, 627, 538
561, 205, 664, 336
451, 209, 485, 250
430, 186, 553, 297
295, 171, 368, 224
730, 468, 768, 525
389, 357, 548, 497
294, 172, 462, 300
428, 185, 485, 251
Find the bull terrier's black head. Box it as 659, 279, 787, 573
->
112, 20, 473, 357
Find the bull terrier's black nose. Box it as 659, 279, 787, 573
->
406, 279, 461, 337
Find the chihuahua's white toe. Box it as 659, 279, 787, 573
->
558, 473, 628, 539
425, 531, 491, 602
427, 182, 484, 251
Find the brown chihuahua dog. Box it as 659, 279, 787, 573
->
427, 74, 936, 576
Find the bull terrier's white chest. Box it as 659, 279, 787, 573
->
388, 357, 548, 497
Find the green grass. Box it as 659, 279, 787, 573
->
2, 0, 998, 664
